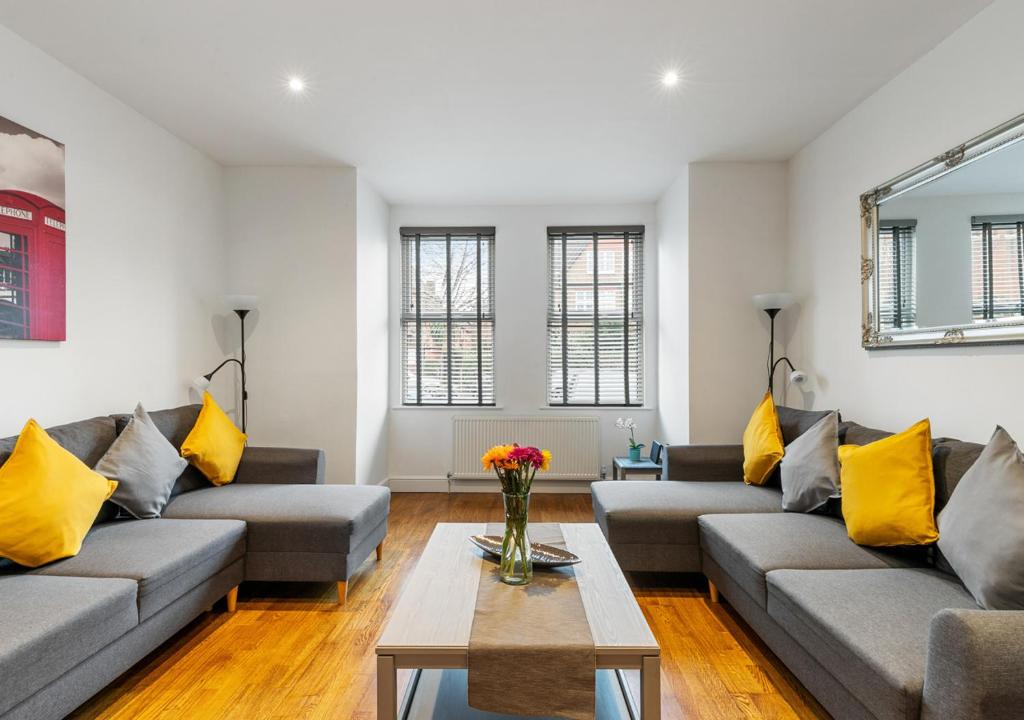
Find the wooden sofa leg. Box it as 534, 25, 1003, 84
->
226, 586, 239, 612
708, 580, 720, 604
376, 540, 385, 562
337, 581, 348, 604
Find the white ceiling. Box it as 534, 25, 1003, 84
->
0, 0, 992, 204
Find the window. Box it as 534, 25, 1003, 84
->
876, 220, 917, 330
547, 226, 644, 406
586, 249, 616, 275
0, 231, 28, 339
400, 227, 495, 405
972, 216, 1024, 321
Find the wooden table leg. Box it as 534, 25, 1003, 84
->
613, 462, 619, 480
641, 656, 661, 719
377, 655, 397, 719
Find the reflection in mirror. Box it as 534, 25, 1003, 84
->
872, 132, 1024, 340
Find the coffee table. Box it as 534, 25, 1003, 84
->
376, 523, 660, 718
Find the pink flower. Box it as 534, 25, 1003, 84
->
508, 445, 544, 469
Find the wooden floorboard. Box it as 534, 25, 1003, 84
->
72, 492, 829, 720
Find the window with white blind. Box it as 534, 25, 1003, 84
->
876, 220, 917, 330
400, 227, 495, 405
547, 226, 644, 406
972, 216, 1024, 322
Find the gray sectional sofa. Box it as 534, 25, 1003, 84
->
592, 411, 1024, 720
0, 404, 390, 720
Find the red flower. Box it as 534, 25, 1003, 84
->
508, 445, 544, 469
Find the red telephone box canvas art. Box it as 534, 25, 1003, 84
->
0, 115, 66, 341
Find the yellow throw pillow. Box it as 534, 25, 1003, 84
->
0, 419, 117, 567
180, 392, 247, 486
839, 418, 939, 547
742, 392, 785, 485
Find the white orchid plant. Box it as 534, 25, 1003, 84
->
615, 417, 644, 450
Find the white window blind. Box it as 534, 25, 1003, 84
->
547, 226, 644, 406
400, 227, 495, 405
876, 221, 917, 330
972, 216, 1024, 321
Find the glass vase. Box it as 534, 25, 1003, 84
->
500, 491, 532, 585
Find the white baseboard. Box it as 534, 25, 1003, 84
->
387, 476, 450, 492
386, 476, 597, 494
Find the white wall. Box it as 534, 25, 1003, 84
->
788, 0, 1024, 443
688, 162, 790, 443
225, 166, 358, 483
0, 24, 228, 436
355, 175, 390, 485
388, 203, 657, 488
655, 172, 689, 444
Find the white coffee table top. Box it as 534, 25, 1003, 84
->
377, 522, 658, 660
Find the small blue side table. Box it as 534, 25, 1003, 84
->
612, 457, 662, 480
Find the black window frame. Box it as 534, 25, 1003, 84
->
971, 216, 1024, 321
876, 220, 917, 330
546, 225, 644, 407
399, 226, 496, 406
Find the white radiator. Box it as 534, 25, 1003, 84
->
451, 416, 601, 482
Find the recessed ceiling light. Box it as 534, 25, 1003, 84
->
661, 70, 680, 88
287, 76, 306, 93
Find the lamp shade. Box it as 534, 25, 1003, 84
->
192, 375, 211, 392
752, 292, 795, 312
224, 294, 258, 313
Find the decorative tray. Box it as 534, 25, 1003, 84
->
469, 535, 582, 567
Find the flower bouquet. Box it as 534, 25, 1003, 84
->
481, 444, 552, 585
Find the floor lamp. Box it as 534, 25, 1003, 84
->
752, 293, 807, 397
193, 295, 257, 432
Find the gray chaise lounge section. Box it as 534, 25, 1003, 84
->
591, 414, 1024, 720
0, 404, 390, 720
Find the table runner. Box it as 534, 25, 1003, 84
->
468, 523, 596, 720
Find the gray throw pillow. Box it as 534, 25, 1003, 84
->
779, 412, 840, 513
938, 426, 1024, 610
95, 403, 188, 519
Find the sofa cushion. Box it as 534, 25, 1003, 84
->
591, 480, 782, 548
767, 569, 978, 720
838, 421, 893, 446
0, 575, 138, 717
163, 484, 390, 554
0, 416, 116, 468
113, 404, 209, 497
180, 392, 247, 487
96, 403, 189, 519
742, 392, 785, 486
0, 420, 118, 568
0, 415, 120, 527
779, 412, 841, 513
839, 419, 939, 547
776, 406, 834, 446
931, 437, 985, 513
699, 514, 891, 608
31, 518, 245, 621
938, 426, 1024, 610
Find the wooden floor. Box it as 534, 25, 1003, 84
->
73, 493, 829, 720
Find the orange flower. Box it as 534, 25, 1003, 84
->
481, 445, 517, 471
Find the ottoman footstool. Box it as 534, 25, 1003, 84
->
164, 484, 391, 603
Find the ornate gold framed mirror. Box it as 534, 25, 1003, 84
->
861, 113, 1024, 348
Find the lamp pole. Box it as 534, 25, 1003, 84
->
236, 308, 248, 433
765, 307, 779, 394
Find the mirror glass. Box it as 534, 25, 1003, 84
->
865, 118, 1024, 347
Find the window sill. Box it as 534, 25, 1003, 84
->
391, 405, 506, 411
537, 405, 655, 411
